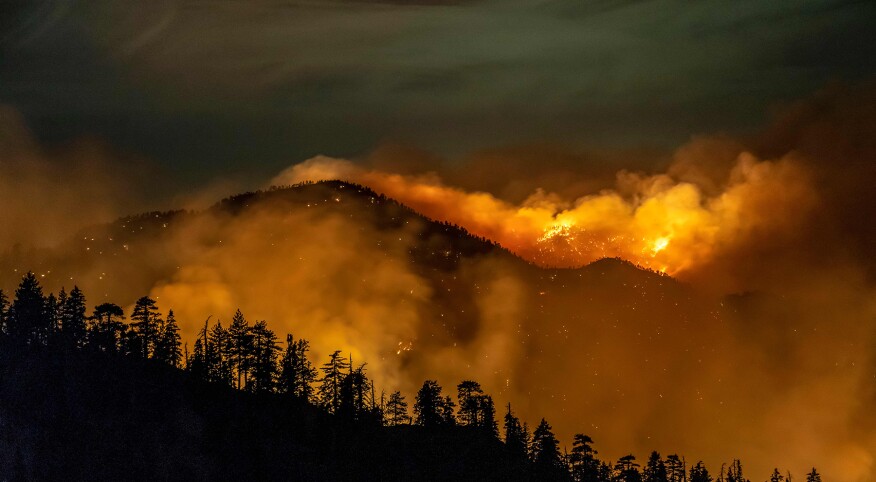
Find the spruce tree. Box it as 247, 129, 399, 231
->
689, 461, 711, 482
413, 380, 444, 427
228, 309, 252, 389
62, 286, 88, 349
154, 309, 182, 366
805, 469, 821, 482
644, 452, 668, 482
279, 334, 317, 402
8, 272, 48, 344
208, 320, 232, 385
614, 454, 642, 482
89, 303, 126, 354
317, 350, 350, 413
666, 455, 686, 482
249, 320, 279, 393
504, 404, 528, 461
130, 296, 162, 358
570, 434, 600, 482
532, 419, 562, 474
385, 391, 409, 426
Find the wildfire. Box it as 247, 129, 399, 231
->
274, 152, 814, 279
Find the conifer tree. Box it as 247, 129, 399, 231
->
768, 469, 784, 482
725, 460, 745, 482
666, 455, 686, 482
279, 334, 317, 402
88, 303, 126, 353
208, 320, 233, 385
504, 404, 528, 461
62, 286, 87, 349
531, 419, 562, 474
615, 454, 642, 482
154, 309, 182, 366
228, 309, 252, 389
249, 320, 279, 393
8, 272, 48, 344
414, 380, 444, 427
385, 391, 409, 426
439, 395, 457, 426
570, 434, 601, 482
338, 364, 375, 422
130, 296, 162, 358
805, 469, 820, 482
689, 461, 711, 482
318, 350, 350, 413
644, 451, 669, 482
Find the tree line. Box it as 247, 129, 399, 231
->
0, 272, 824, 482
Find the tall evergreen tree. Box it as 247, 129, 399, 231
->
385, 391, 409, 426
665, 455, 686, 482
62, 286, 87, 349
249, 320, 279, 393
317, 350, 350, 413
457, 380, 484, 426
130, 296, 162, 358
228, 309, 252, 389
439, 395, 457, 426
725, 460, 746, 482
614, 455, 642, 482
689, 462, 711, 482
570, 434, 601, 482
338, 364, 376, 423
154, 309, 182, 366
279, 334, 316, 402
456, 380, 498, 436
208, 320, 233, 385
89, 303, 126, 354
644, 452, 669, 482
804, 469, 820, 482
504, 404, 528, 461
8, 272, 48, 344
531, 419, 563, 474
413, 380, 444, 427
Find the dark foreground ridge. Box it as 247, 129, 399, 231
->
0, 341, 523, 481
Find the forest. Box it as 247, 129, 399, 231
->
0, 271, 823, 482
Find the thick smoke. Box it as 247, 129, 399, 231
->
0, 106, 147, 249
1, 85, 875, 481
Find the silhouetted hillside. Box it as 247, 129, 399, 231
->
0, 340, 534, 481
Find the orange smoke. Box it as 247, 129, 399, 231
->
272, 150, 816, 279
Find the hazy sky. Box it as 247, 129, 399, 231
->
2, 0, 874, 190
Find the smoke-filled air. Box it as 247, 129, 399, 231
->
1, 83, 875, 480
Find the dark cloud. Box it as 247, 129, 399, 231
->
1, 0, 874, 193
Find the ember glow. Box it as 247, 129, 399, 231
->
274, 151, 815, 280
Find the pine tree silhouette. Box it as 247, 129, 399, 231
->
130, 296, 162, 358
318, 350, 350, 413
8, 272, 48, 344
89, 303, 126, 354
228, 309, 252, 390
690, 461, 711, 482
279, 333, 317, 402
385, 391, 409, 426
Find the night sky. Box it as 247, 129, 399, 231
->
3, 0, 874, 191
